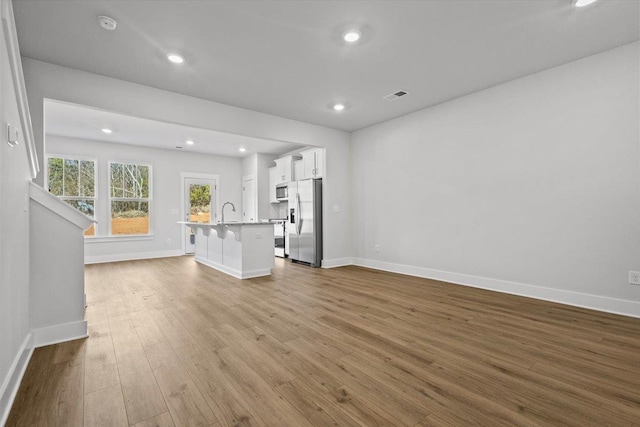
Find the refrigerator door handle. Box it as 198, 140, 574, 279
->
296, 192, 302, 235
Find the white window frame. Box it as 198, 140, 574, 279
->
108, 161, 153, 236
45, 154, 98, 236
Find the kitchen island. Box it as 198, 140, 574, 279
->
178, 222, 274, 279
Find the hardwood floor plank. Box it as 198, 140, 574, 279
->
84, 361, 120, 394
84, 383, 129, 427
275, 379, 361, 426
120, 371, 168, 425
213, 347, 314, 426
179, 347, 266, 427
131, 411, 175, 427
287, 337, 428, 425
529, 360, 640, 409
52, 338, 86, 366
144, 340, 183, 371
153, 364, 217, 427
341, 345, 540, 426
328, 386, 396, 426
43, 361, 85, 426
240, 326, 344, 393
211, 323, 297, 387
114, 345, 153, 379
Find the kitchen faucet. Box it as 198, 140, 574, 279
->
221, 202, 236, 223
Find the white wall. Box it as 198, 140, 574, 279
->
0, 1, 33, 421
47, 135, 243, 263
29, 198, 86, 339
256, 153, 278, 220
351, 42, 640, 316
241, 153, 258, 221
22, 59, 352, 264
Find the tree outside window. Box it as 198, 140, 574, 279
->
190, 184, 211, 223
47, 157, 96, 236
109, 162, 151, 235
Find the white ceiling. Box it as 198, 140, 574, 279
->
13, 0, 640, 132
45, 100, 303, 158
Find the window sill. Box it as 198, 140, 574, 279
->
84, 234, 155, 243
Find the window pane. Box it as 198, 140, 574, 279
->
123, 164, 137, 198
83, 224, 95, 237
190, 184, 211, 222
64, 199, 95, 218
111, 201, 149, 235
119, 164, 149, 199
63, 159, 79, 196
110, 163, 123, 197
63, 199, 95, 237
48, 158, 64, 196
80, 160, 95, 197
139, 165, 149, 198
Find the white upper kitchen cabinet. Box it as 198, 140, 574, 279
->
293, 159, 304, 181
274, 155, 300, 184
300, 148, 324, 179
269, 166, 278, 203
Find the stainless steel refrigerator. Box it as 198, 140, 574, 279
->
288, 178, 322, 267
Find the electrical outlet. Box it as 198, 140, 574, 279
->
255, 233, 262, 239
374, 244, 380, 253
166, 238, 171, 244
629, 271, 640, 286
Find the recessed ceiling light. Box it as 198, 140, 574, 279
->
332, 103, 346, 112
101, 128, 113, 134
185, 139, 194, 145
239, 147, 246, 152
342, 30, 361, 43
573, 0, 598, 7
167, 52, 185, 64
98, 15, 117, 31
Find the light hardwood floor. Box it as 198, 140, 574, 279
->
7, 256, 640, 426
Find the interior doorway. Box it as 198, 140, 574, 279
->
181, 173, 219, 254
242, 175, 256, 223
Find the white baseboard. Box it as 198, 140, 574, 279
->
84, 249, 183, 264
322, 257, 354, 268
32, 320, 88, 348
352, 258, 640, 318
0, 333, 34, 426
194, 256, 271, 279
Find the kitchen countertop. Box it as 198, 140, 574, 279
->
178, 221, 273, 226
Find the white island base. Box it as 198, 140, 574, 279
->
180, 222, 275, 279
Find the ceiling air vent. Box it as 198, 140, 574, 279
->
383, 90, 409, 102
